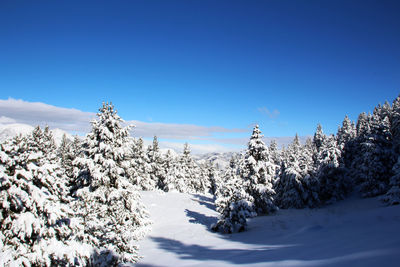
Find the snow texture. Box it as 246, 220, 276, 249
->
135, 191, 400, 267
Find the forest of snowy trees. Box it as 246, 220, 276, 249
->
1, 95, 400, 265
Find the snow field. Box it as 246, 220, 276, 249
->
135, 191, 400, 267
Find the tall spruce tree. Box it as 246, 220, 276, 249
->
147, 136, 166, 190
241, 125, 277, 215
72, 102, 151, 264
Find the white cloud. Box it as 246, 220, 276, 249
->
258, 107, 280, 119
0, 98, 95, 133
0, 98, 308, 153
0, 98, 248, 152
128, 120, 246, 140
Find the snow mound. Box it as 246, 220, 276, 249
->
135, 191, 400, 267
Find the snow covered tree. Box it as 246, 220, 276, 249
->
60, 136, 82, 181
126, 137, 155, 191
382, 155, 400, 205
275, 135, 319, 209
204, 161, 219, 195
167, 143, 209, 193
337, 115, 357, 169
213, 126, 277, 233
313, 124, 326, 152
0, 134, 95, 266
212, 155, 255, 233
211, 187, 256, 234
337, 115, 356, 149
240, 125, 277, 215
391, 95, 400, 153
147, 136, 166, 190
72, 102, 151, 264
58, 133, 70, 165
349, 108, 394, 197
162, 149, 177, 192
315, 135, 350, 203
215, 156, 240, 198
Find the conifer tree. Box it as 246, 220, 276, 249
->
147, 136, 166, 190
127, 137, 155, 190
212, 156, 255, 233
275, 135, 319, 208
241, 125, 277, 215
315, 135, 349, 203
313, 124, 326, 152
382, 156, 400, 205
337, 115, 357, 169
0, 134, 94, 266
391, 95, 400, 153
72, 102, 151, 264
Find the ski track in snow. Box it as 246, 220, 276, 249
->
134, 191, 400, 267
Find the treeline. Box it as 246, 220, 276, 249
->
212, 95, 400, 233
1, 95, 399, 265
1, 102, 220, 265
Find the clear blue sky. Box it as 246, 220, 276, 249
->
1, 0, 399, 140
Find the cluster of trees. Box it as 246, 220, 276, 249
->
1, 95, 399, 264
1, 101, 220, 265
212, 95, 400, 233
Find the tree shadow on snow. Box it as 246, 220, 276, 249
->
149, 236, 396, 266
185, 209, 218, 228
190, 194, 216, 211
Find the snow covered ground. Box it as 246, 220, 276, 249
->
135, 191, 400, 267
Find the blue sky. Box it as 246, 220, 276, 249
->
0, 0, 399, 153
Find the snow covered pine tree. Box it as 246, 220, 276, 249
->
72, 102, 151, 265
0, 129, 94, 266
213, 125, 277, 233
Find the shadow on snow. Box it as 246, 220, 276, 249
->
190, 193, 216, 211
147, 236, 395, 266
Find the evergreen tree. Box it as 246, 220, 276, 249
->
313, 124, 326, 152
337, 115, 357, 169
204, 161, 219, 195
212, 156, 255, 233
126, 137, 155, 190
147, 136, 166, 190
275, 135, 319, 209
337, 115, 356, 150
213, 126, 277, 233
349, 109, 394, 197
0, 135, 94, 266
167, 143, 209, 193
315, 135, 350, 203
162, 149, 176, 192
391, 95, 400, 153
241, 125, 277, 215
62, 136, 82, 181
72, 102, 151, 264
382, 155, 400, 205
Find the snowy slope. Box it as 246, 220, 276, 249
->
0, 123, 34, 141
135, 192, 400, 267
194, 152, 239, 170
50, 128, 74, 146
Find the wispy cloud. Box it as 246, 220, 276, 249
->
0, 98, 95, 133
0, 98, 309, 153
128, 120, 246, 140
0, 98, 247, 150
258, 107, 280, 119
